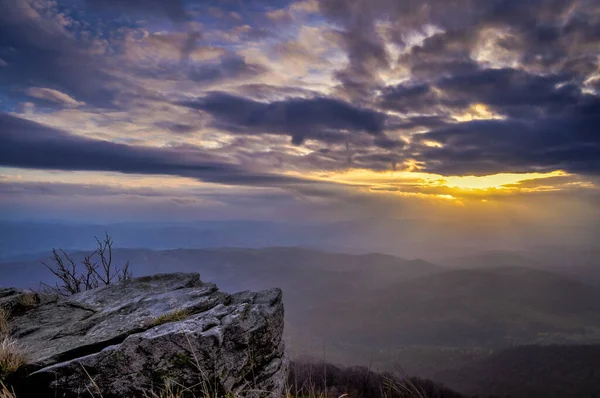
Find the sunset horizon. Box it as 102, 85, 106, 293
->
1, 0, 598, 230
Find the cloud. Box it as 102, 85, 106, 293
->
126, 50, 268, 89
1, 0, 599, 198
290, 0, 320, 13
271, 25, 341, 78
0, 0, 120, 108
25, 87, 85, 108
318, 0, 600, 96
398, 29, 479, 80
0, 180, 171, 198
187, 54, 268, 84
380, 68, 583, 118
0, 113, 307, 187
374, 59, 600, 177
83, 0, 189, 21
154, 121, 197, 134
181, 92, 393, 146
411, 96, 600, 175
266, 8, 292, 22
266, 0, 319, 21
123, 31, 224, 64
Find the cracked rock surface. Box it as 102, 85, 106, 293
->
5, 273, 287, 398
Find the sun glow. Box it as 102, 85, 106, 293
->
453, 103, 503, 122
439, 171, 567, 190
290, 169, 579, 202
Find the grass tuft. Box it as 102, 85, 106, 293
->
0, 309, 9, 339
144, 380, 187, 398
147, 309, 191, 328
17, 293, 37, 310
0, 382, 16, 398
0, 307, 26, 385
0, 337, 26, 381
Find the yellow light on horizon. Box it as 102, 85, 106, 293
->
294, 169, 568, 190
288, 168, 577, 203
439, 170, 567, 190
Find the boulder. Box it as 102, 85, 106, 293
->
6, 273, 287, 398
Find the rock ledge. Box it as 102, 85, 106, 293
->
4, 273, 287, 398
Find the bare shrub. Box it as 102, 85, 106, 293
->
41, 233, 132, 297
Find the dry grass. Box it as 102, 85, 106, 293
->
0, 309, 26, 382
0, 309, 9, 339
17, 294, 37, 309
147, 309, 191, 328
0, 382, 16, 398
0, 368, 426, 398
283, 391, 349, 398
0, 307, 26, 390
0, 384, 352, 398
145, 380, 188, 398
0, 337, 26, 379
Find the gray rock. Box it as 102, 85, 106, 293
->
0, 288, 25, 311
0, 288, 53, 318
8, 273, 287, 398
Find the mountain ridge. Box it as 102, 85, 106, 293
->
2, 247, 600, 378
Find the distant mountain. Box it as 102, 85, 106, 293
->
3, 247, 600, 380
0, 221, 325, 260
438, 249, 600, 286
307, 266, 600, 348
437, 344, 600, 398
0, 247, 441, 294
6, 219, 597, 262
439, 250, 541, 270
0, 246, 443, 369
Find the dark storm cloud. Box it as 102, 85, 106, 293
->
319, 0, 600, 93
154, 121, 198, 134
380, 68, 583, 118
2, 0, 599, 180
187, 55, 268, 83
0, 180, 171, 198
399, 30, 480, 80
411, 97, 600, 175
379, 83, 438, 114
131, 53, 268, 87
0, 113, 306, 186
390, 116, 451, 131
233, 84, 323, 101
333, 23, 390, 100
0, 0, 119, 108
83, 0, 189, 21
481, 0, 600, 76
83, 0, 300, 22
318, 0, 391, 100
181, 92, 394, 146
437, 69, 583, 117
366, 0, 600, 178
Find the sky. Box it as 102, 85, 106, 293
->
1, 0, 599, 229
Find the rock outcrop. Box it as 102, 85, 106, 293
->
3, 273, 287, 398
